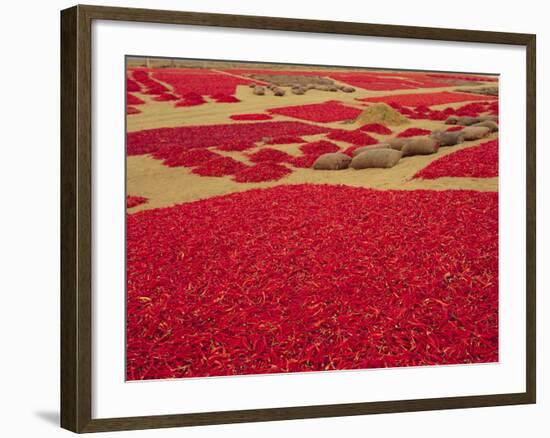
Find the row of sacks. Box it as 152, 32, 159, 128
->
312, 121, 498, 171
250, 83, 355, 96
445, 114, 498, 127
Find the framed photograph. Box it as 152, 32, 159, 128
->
60, 4, 536, 433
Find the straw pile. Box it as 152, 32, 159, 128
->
352, 103, 410, 126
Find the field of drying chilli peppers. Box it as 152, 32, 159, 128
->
126, 61, 499, 380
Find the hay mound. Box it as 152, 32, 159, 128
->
352, 103, 410, 126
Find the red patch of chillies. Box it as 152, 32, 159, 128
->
225, 68, 343, 76
397, 128, 432, 138
247, 148, 293, 164
126, 78, 141, 92
126, 106, 141, 115
127, 122, 330, 156
153, 93, 179, 102
216, 141, 257, 152
264, 136, 306, 145
415, 140, 498, 179
267, 101, 362, 123
152, 69, 256, 104
230, 113, 273, 121
425, 111, 449, 121
360, 91, 497, 107
426, 73, 498, 82
126, 185, 498, 380
131, 69, 169, 95
174, 92, 207, 107
299, 140, 340, 155
191, 156, 248, 177
415, 105, 430, 113
455, 103, 486, 115
126, 195, 148, 208
327, 129, 379, 146
357, 123, 393, 135
233, 163, 291, 182
211, 94, 240, 103
387, 100, 498, 123
328, 72, 448, 90
160, 148, 221, 168
127, 93, 145, 105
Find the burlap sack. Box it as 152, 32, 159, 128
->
472, 120, 498, 132
253, 86, 265, 96
352, 144, 392, 156
388, 137, 411, 151
350, 149, 402, 169
445, 116, 480, 126
462, 126, 491, 140
430, 130, 465, 146
291, 87, 306, 95
401, 138, 440, 156
312, 153, 352, 170
477, 115, 498, 123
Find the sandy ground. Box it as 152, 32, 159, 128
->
126, 66, 498, 212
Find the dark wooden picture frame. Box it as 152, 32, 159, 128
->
61, 4, 536, 433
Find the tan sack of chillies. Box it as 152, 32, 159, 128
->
253, 86, 265, 95
478, 115, 498, 123
313, 152, 352, 170
445, 116, 480, 126
471, 120, 499, 132
430, 130, 465, 146
350, 149, 402, 169
387, 137, 411, 151
401, 138, 440, 157
352, 143, 392, 156
461, 126, 491, 141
